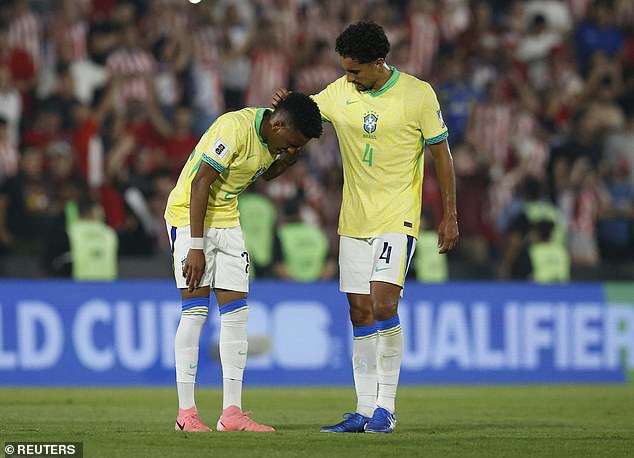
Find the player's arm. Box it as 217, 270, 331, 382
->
429, 140, 459, 253
185, 161, 220, 292
261, 151, 299, 181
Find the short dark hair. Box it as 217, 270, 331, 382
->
276, 92, 323, 139
335, 21, 390, 63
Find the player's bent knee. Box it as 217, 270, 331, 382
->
349, 306, 374, 326
372, 300, 398, 321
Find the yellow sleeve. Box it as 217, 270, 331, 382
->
311, 78, 343, 123
419, 82, 449, 145
197, 115, 241, 173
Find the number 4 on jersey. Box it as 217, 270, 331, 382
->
362, 143, 374, 166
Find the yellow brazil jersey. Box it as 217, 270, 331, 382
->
312, 67, 448, 238
164, 108, 276, 229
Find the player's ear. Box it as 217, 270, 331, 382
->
270, 112, 289, 131
375, 57, 385, 68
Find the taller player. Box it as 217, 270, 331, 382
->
165, 93, 322, 432
274, 22, 459, 433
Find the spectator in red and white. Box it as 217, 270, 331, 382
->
406, 0, 440, 79
266, 0, 299, 54
48, 0, 89, 62
0, 65, 21, 146
243, 17, 290, 107
8, 0, 42, 71
466, 79, 515, 181
106, 21, 157, 109
0, 20, 36, 110
40, 1, 106, 106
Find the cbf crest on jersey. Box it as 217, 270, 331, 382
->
363, 112, 378, 134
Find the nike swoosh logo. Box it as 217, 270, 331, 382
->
374, 267, 391, 272
189, 364, 197, 369
238, 351, 247, 355
176, 420, 185, 430
346, 99, 358, 105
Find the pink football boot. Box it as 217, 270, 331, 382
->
175, 406, 212, 432
216, 406, 275, 432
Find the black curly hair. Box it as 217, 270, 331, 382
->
276, 92, 323, 139
335, 21, 390, 63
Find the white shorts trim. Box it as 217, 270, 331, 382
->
166, 224, 250, 292
339, 233, 416, 294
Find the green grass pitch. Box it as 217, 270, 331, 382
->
1, 385, 633, 457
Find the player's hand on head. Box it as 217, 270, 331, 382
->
437, 215, 459, 254
271, 88, 291, 109
281, 147, 301, 164
184, 249, 206, 292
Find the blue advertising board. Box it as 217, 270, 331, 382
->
0, 281, 632, 385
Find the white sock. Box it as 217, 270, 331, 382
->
219, 301, 249, 410
352, 324, 378, 417
376, 316, 403, 413
175, 312, 207, 410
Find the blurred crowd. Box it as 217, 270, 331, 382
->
0, 0, 632, 280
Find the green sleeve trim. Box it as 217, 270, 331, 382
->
426, 130, 449, 145
202, 154, 225, 173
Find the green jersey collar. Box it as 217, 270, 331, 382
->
368, 66, 400, 97
254, 108, 270, 146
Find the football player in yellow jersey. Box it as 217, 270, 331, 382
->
274, 22, 459, 433
164, 93, 322, 432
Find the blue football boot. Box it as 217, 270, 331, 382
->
364, 407, 396, 433
320, 413, 370, 433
